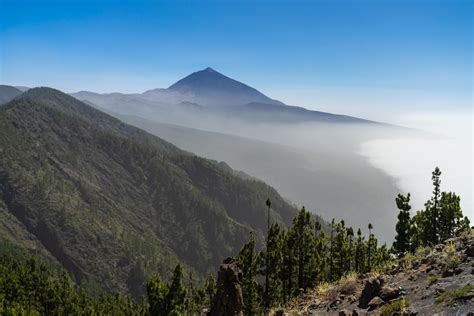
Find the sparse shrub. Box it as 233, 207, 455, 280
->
380, 298, 410, 315
415, 245, 431, 258
435, 284, 474, 306
441, 242, 460, 271
338, 272, 359, 295
399, 253, 416, 269
427, 274, 439, 284
316, 282, 330, 296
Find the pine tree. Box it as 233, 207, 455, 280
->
410, 210, 426, 251
355, 228, 365, 273
438, 192, 465, 241
146, 264, 186, 316
333, 220, 348, 279
346, 227, 354, 272
280, 229, 296, 302
329, 219, 335, 281
293, 207, 315, 291
393, 193, 412, 254
367, 223, 373, 272
147, 274, 168, 315
204, 273, 216, 307
238, 233, 261, 315
261, 223, 283, 310
425, 167, 442, 244
263, 198, 273, 312
166, 264, 187, 315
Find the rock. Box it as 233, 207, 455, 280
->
358, 278, 382, 308
405, 307, 419, 315
378, 275, 387, 285
442, 269, 454, 278
454, 267, 463, 275
210, 257, 243, 316
466, 245, 474, 257
421, 257, 430, 265
458, 290, 474, 300
367, 296, 385, 311
338, 309, 351, 316
352, 310, 359, 316
435, 244, 444, 252
330, 299, 342, 309
347, 295, 357, 303
380, 285, 402, 301
434, 286, 445, 296
308, 303, 319, 310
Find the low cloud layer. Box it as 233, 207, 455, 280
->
360, 110, 473, 220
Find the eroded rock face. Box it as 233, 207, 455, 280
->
466, 245, 474, 257
210, 257, 244, 316
358, 277, 383, 308
367, 296, 384, 311
380, 285, 402, 301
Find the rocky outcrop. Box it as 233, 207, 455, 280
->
210, 257, 243, 316
358, 277, 383, 308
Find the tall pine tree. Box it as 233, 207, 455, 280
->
393, 193, 412, 254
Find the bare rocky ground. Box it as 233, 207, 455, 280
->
276, 232, 474, 315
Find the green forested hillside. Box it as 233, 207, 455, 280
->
0, 87, 301, 296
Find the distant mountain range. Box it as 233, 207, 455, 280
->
0, 87, 314, 296
0, 68, 407, 243
70, 67, 377, 125
0, 85, 23, 104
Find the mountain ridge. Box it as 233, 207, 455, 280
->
0, 87, 309, 296
69, 68, 382, 125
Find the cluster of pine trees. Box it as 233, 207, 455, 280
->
392, 167, 470, 254
0, 249, 213, 315
236, 204, 390, 314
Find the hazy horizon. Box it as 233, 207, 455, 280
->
1, 0, 472, 225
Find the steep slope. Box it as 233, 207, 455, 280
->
0, 85, 22, 104
281, 233, 474, 315
112, 114, 401, 242
0, 87, 299, 296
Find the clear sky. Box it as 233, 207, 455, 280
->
0, 0, 472, 117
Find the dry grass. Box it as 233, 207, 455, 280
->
441, 241, 460, 271
415, 245, 432, 258
338, 272, 359, 295
399, 253, 417, 269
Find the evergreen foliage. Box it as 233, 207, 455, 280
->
393, 193, 412, 253
392, 167, 470, 253
146, 264, 186, 316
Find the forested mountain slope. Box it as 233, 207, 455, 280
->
0, 87, 302, 296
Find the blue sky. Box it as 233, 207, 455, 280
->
0, 0, 471, 116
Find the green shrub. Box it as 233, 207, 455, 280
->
435, 284, 474, 306
441, 242, 460, 271
380, 298, 409, 315
427, 274, 439, 284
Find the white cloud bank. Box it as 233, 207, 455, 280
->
360, 109, 473, 220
